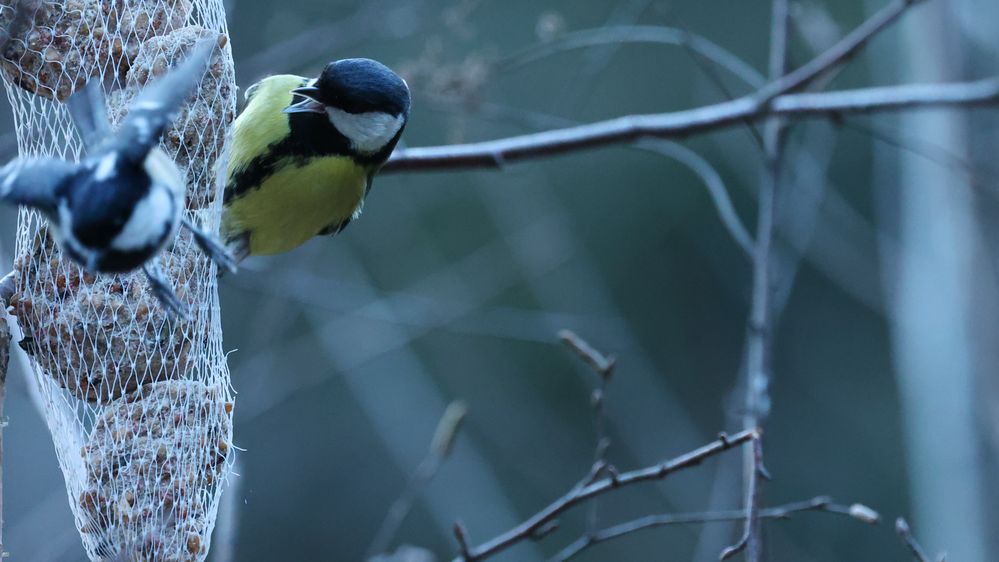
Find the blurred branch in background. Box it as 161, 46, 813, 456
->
236, 0, 424, 87
387, 0, 942, 173
302, 244, 551, 560
557, 330, 615, 539
895, 518, 944, 562
497, 25, 765, 91
553, 0, 652, 114
400, 2, 975, 558
367, 401, 468, 560
872, 1, 993, 559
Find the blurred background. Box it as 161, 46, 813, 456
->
2, 0, 999, 560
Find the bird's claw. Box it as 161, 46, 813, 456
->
143, 262, 190, 320
182, 217, 238, 274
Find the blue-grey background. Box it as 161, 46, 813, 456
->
1, 0, 998, 560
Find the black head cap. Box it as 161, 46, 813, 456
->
314, 58, 410, 117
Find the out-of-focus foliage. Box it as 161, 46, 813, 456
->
1, 0, 997, 561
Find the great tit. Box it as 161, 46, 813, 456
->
0, 39, 236, 318
221, 58, 411, 261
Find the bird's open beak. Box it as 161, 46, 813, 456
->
284, 86, 326, 114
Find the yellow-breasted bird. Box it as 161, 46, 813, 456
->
221, 58, 411, 261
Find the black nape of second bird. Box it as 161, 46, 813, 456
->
221, 57, 410, 262
0, 38, 237, 320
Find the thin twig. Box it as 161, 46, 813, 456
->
753, 0, 927, 103
722, 436, 768, 561
453, 522, 472, 561
385, 77, 999, 173
498, 25, 764, 90
452, 429, 758, 561
844, 120, 995, 192
212, 460, 243, 562
895, 518, 946, 562
558, 330, 616, 536
551, 495, 878, 562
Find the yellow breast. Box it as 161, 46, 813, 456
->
222, 156, 367, 256
221, 74, 369, 257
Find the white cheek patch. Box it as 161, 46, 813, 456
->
95, 153, 117, 181
325, 107, 405, 154
144, 149, 185, 196
110, 187, 176, 251
0, 160, 23, 195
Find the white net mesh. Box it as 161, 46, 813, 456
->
0, 1, 235, 560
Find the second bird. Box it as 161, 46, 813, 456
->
221, 58, 411, 262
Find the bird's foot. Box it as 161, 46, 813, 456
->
143, 261, 190, 320
182, 217, 238, 274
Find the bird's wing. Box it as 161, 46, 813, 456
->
114, 38, 217, 163
0, 157, 75, 214
66, 82, 111, 151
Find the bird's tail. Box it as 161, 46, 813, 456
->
67, 82, 111, 151
224, 233, 251, 267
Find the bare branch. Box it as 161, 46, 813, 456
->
551, 496, 879, 562
558, 330, 615, 379
385, 78, 999, 173
558, 330, 615, 536
453, 522, 472, 561
452, 429, 758, 561
386, 0, 934, 174
420, 94, 756, 257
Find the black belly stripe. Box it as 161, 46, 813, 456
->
224, 96, 406, 205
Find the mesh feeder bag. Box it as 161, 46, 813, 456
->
0, 1, 236, 560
